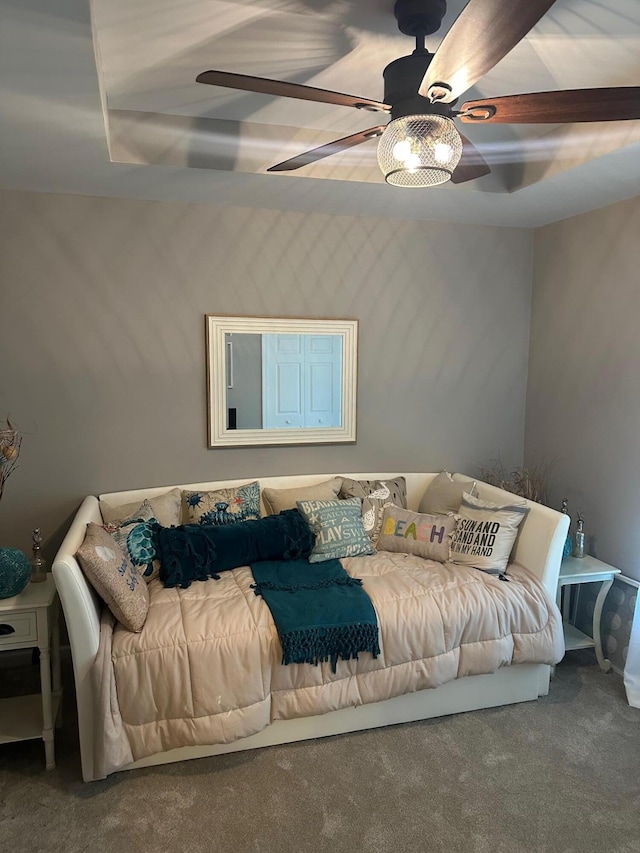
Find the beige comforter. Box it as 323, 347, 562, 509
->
101, 552, 563, 767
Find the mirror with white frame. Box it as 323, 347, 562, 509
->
206, 315, 358, 447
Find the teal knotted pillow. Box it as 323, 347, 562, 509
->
154, 509, 316, 589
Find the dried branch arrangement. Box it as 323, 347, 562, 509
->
0, 418, 22, 504
477, 457, 554, 505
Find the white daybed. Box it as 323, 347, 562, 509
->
53, 472, 568, 782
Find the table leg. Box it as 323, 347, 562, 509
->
51, 602, 61, 693
593, 578, 614, 673
39, 645, 55, 770
561, 584, 572, 623
51, 601, 63, 727
552, 584, 563, 678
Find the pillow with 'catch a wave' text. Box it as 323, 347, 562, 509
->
296, 497, 374, 563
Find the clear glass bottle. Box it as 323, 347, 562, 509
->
30, 528, 47, 582
573, 514, 585, 558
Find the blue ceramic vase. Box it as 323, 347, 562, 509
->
0, 547, 31, 599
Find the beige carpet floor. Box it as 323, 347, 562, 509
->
1, 650, 639, 853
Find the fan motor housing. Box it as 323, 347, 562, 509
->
383, 53, 452, 120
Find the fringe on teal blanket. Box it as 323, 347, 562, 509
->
250, 559, 380, 674
279, 624, 381, 672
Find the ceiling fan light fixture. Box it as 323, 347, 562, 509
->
377, 114, 463, 187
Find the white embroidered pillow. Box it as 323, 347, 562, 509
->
76, 522, 149, 632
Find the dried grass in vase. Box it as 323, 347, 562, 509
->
477, 457, 554, 505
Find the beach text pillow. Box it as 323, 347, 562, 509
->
377, 506, 456, 563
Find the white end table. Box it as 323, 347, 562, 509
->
0, 575, 62, 769
558, 555, 621, 672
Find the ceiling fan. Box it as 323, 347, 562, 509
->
196, 0, 640, 188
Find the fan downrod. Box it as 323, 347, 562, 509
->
393, 0, 447, 37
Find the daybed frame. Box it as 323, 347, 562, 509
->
53, 472, 568, 782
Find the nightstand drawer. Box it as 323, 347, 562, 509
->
0, 610, 38, 647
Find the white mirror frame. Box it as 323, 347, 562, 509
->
206, 315, 358, 448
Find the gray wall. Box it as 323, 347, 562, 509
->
0, 188, 533, 558
526, 195, 640, 582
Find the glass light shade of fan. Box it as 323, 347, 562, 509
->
377, 115, 463, 187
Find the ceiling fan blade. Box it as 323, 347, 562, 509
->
267, 127, 386, 172
459, 87, 640, 124
450, 134, 491, 184
419, 0, 557, 104
196, 70, 390, 113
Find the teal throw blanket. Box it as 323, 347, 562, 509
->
250, 559, 380, 673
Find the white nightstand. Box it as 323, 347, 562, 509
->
0, 575, 62, 769
558, 555, 621, 672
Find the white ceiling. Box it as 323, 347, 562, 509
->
1, 0, 639, 227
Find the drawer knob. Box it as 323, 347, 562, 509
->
0, 624, 16, 636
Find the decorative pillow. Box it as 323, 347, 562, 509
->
450, 492, 529, 575
376, 506, 457, 563
296, 497, 375, 563
262, 478, 342, 516
418, 471, 478, 515
104, 500, 160, 582
99, 487, 182, 528
76, 523, 149, 632
183, 481, 260, 526
339, 477, 407, 544
154, 510, 315, 589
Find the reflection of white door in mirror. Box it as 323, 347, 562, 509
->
206, 316, 357, 448
262, 334, 342, 429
